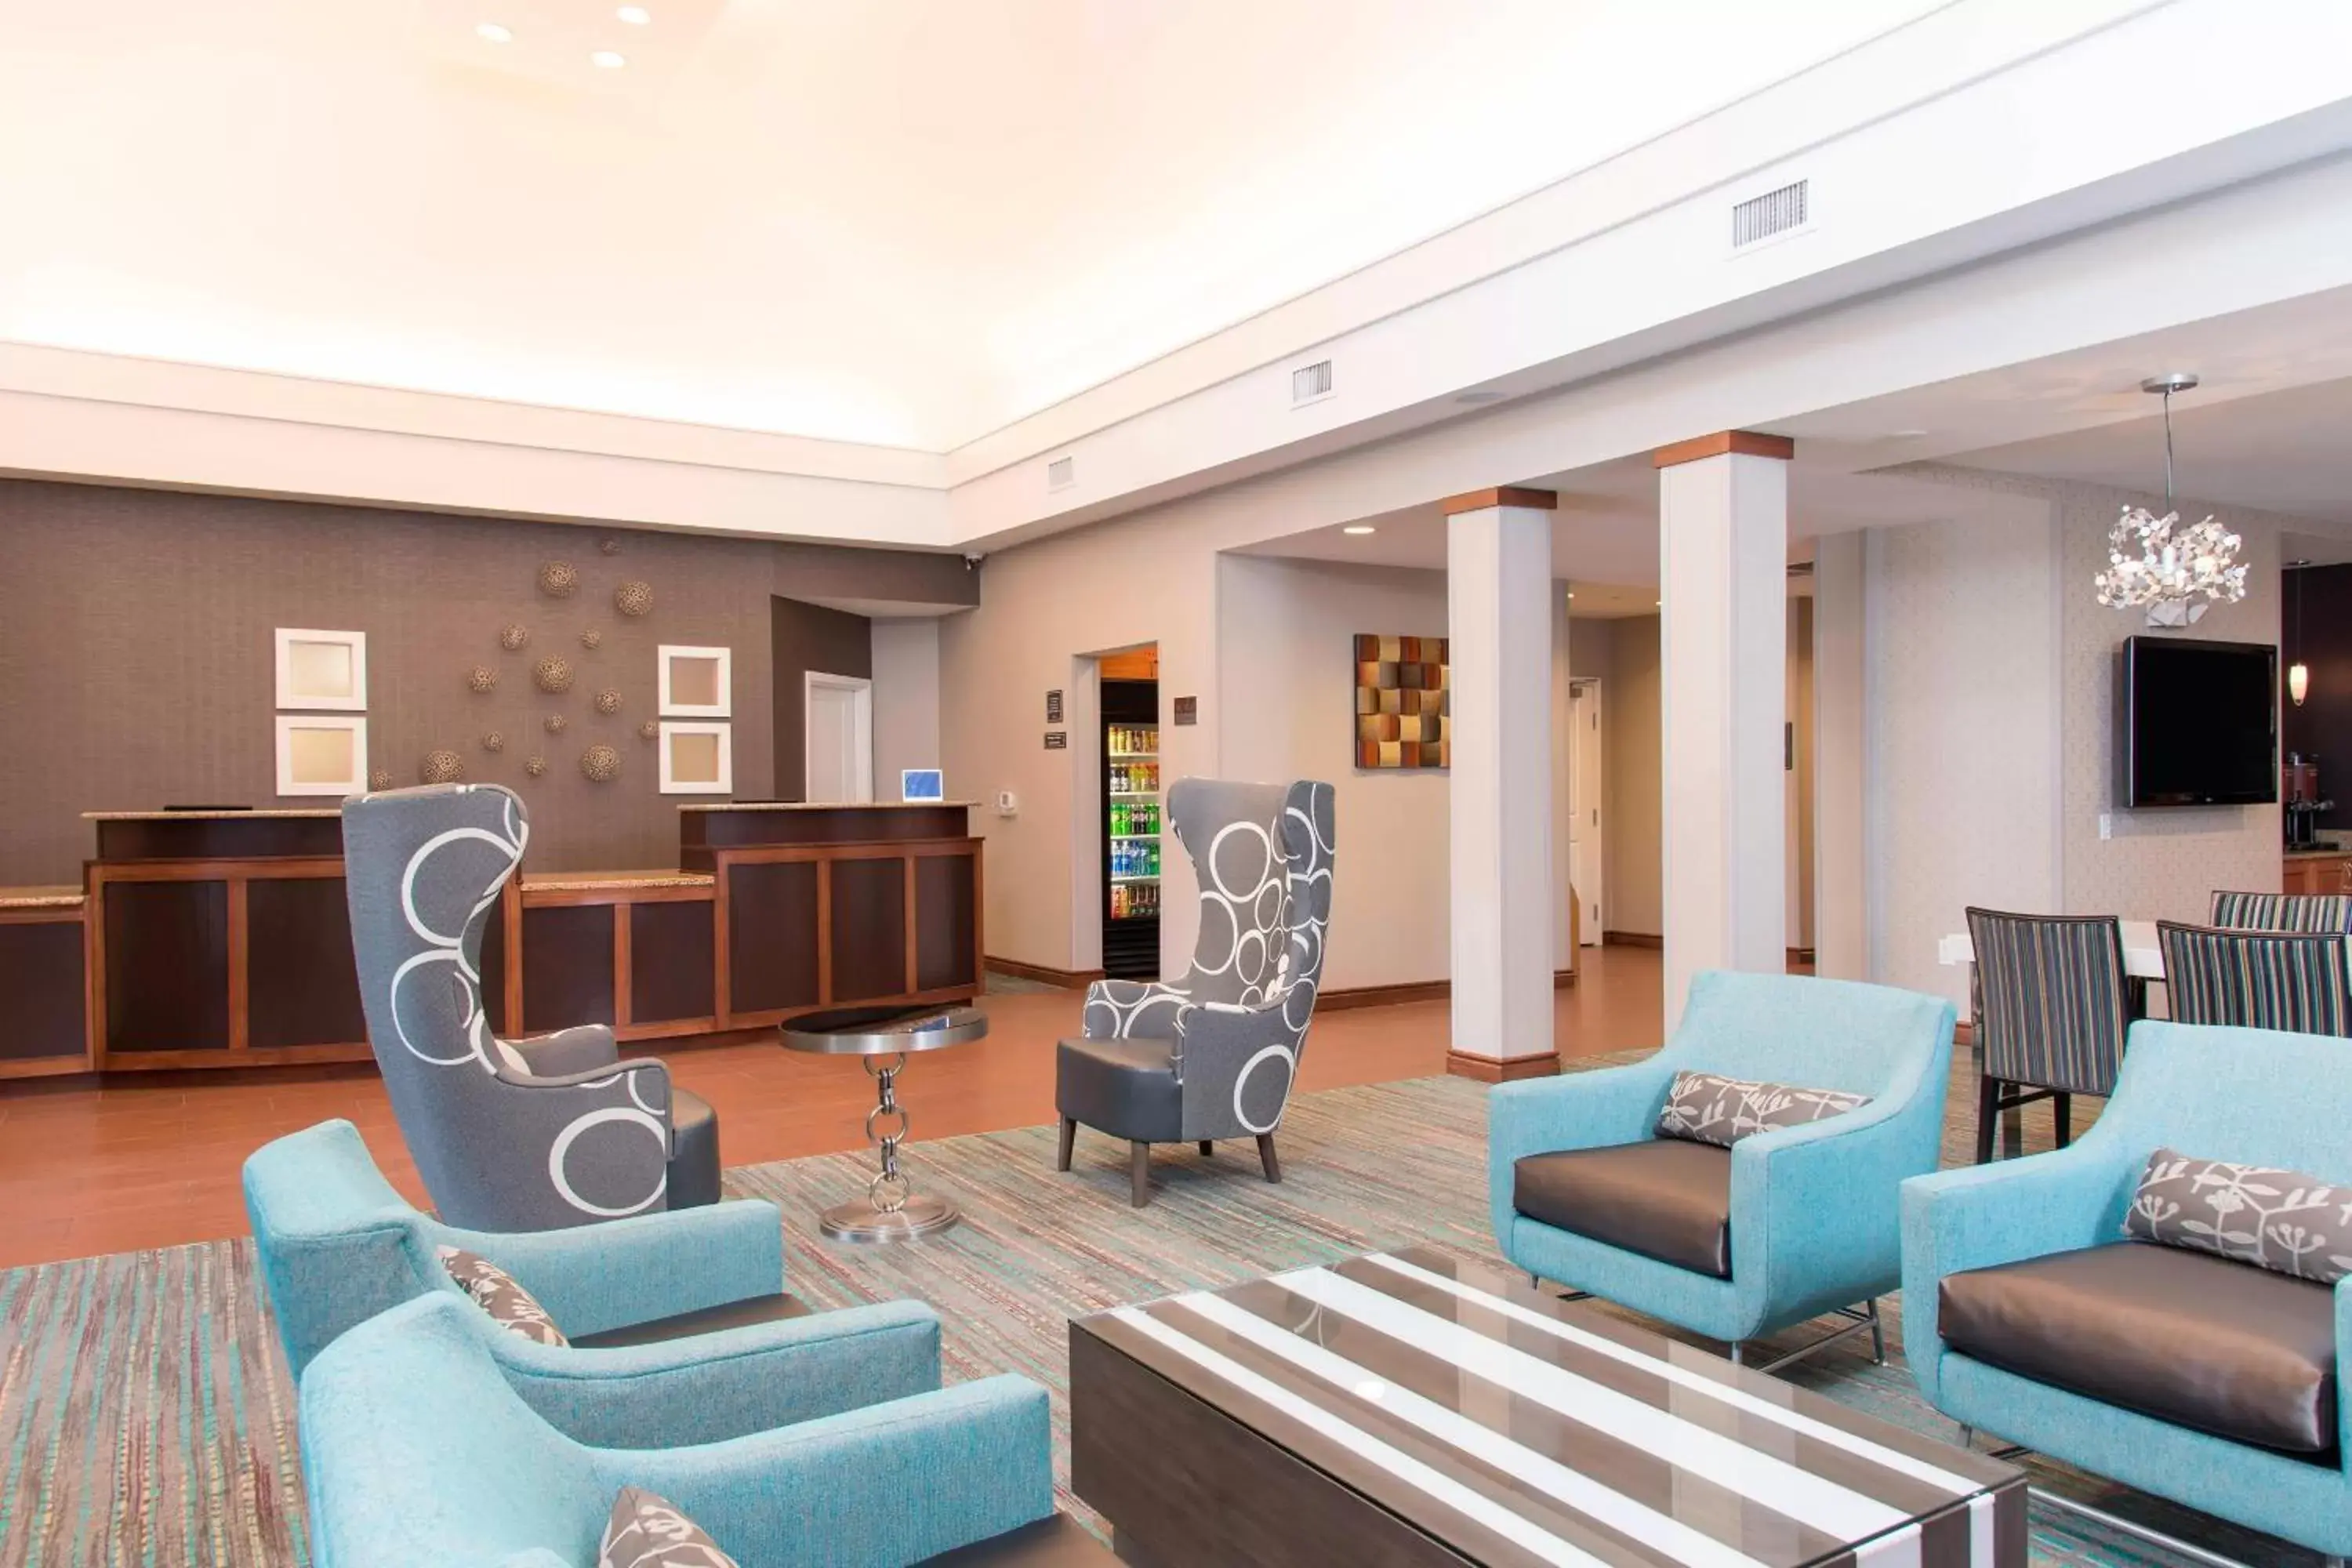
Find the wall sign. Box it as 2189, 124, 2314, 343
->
1046, 689, 1064, 723
1172, 696, 1198, 727
1044, 731, 1068, 750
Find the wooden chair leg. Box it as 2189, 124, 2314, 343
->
1199, 1140, 1214, 1157
1256, 1133, 1282, 1184
1974, 1074, 2001, 1164
1056, 1117, 1076, 1173
2053, 1093, 2071, 1149
1130, 1142, 1150, 1207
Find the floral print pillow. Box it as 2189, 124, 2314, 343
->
2125, 1148, 2352, 1285
1654, 1070, 1871, 1148
435, 1246, 569, 1347
601, 1486, 741, 1568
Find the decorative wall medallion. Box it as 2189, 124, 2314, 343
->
532, 655, 575, 693
466, 664, 499, 694
420, 749, 464, 785
537, 561, 580, 598
580, 743, 621, 782
579, 629, 603, 651
499, 624, 530, 652
598, 537, 622, 556
638, 718, 659, 740
368, 768, 394, 792
481, 731, 506, 753
613, 580, 653, 618
524, 755, 548, 778
594, 688, 623, 715
544, 713, 568, 735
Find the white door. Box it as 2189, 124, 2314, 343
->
1569, 680, 1604, 945
804, 673, 873, 803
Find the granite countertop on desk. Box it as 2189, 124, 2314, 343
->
82, 808, 342, 821
676, 800, 975, 812
521, 869, 716, 892
0, 885, 85, 910
2286, 842, 2352, 858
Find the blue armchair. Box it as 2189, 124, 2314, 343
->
300, 1291, 1054, 1568
247, 1120, 944, 1447
1490, 970, 1954, 1360
1903, 1021, 2352, 1555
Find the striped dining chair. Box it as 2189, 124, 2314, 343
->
2156, 921, 2352, 1035
1963, 909, 2131, 1163
2209, 890, 2352, 932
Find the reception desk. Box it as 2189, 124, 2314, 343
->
62, 802, 982, 1075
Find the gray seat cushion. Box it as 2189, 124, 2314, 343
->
666, 1087, 722, 1210
1940, 1240, 2338, 1457
1512, 1140, 1733, 1279
569, 1291, 808, 1350
1056, 1036, 1181, 1142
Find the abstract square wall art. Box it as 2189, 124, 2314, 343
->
1354, 634, 1449, 769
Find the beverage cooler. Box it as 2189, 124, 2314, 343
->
1101, 679, 1161, 981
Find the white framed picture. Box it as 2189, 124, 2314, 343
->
658, 720, 734, 794
274, 628, 367, 710
274, 714, 369, 797
658, 644, 731, 717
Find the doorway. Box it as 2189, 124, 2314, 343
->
804, 671, 873, 803
1569, 678, 1604, 945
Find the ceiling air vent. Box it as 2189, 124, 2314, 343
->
1046, 456, 1075, 492
1291, 359, 1334, 406
1731, 180, 1809, 249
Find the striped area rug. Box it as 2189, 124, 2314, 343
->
0, 1062, 2319, 1567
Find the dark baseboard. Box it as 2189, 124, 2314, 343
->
1321, 969, 1578, 1011
1602, 930, 1662, 949
984, 956, 1105, 989
1446, 1050, 1562, 1083
1319, 980, 1450, 1011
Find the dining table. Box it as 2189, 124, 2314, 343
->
1936, 918, 2166, 979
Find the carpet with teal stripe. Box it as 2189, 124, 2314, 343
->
0, 1061, 2321, 1567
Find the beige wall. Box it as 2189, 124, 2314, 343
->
1603, 615, 1664, 938
1786, 595, 1816, 949
870, 618, 945, 800
1218, 556, 1450, 991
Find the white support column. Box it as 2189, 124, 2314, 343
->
1657, 434, 1791, 1029
1446, 486, 1558, 1080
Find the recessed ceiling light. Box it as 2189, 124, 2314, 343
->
1341, 524, 1376, 536
615, 5, 652, 22
590, 49, 626, 67
476, 20, 514, 42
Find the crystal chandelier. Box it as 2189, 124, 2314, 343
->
2092, 373, 2245, 626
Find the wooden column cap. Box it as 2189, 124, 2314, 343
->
1440, 486, 1558, 516
1653, 430, 1795, 468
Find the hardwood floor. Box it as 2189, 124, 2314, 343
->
0, 947, 1666, 1269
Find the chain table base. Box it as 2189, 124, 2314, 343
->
819, 1051, 961, 1243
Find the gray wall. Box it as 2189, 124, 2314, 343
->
0, 478, 964, 882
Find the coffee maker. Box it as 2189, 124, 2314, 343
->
2285, 753, 2333, 850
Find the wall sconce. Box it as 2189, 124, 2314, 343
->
2290, 560, 2312, 707
2290, 661, 2310, 706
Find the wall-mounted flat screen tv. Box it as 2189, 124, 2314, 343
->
2120, 636, 2277, 807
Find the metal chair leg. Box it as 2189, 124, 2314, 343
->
1729, 1342, 1745, 1366
1866, 1298, 1886, 1365
1198, 1140, 1214, 1157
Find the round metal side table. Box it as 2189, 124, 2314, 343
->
779, 1004, 987, 1243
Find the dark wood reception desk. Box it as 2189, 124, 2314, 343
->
60, 802, 982, 1076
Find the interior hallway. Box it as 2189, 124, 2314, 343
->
0, 947, 1668, 1269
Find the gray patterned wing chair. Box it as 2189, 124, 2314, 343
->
1055, 778, 1335, 1205
341, 784, 720, 1232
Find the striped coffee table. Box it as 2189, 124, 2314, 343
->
1070, 1247, 2024, 1568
